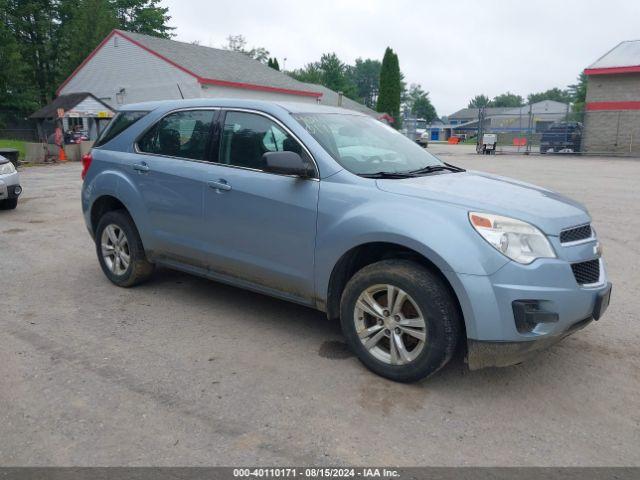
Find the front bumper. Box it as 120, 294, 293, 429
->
0, 171, 21, 200
452, 250, 611, 369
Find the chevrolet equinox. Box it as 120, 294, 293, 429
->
81, 99, 612, 382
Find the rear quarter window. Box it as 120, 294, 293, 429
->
94, 111, 148, 148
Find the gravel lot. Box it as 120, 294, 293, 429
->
1, 149, 639, 466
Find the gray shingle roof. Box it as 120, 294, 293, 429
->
117, 30, 321, 96
587, 40, 640, 69
30, 92, 112, 119
299, 83, 380, 117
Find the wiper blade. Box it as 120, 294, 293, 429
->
358, 171, 417, 179
405, 163, 465, 175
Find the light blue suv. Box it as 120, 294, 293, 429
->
81, 99, 612, 382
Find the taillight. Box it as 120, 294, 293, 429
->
81, 152, 92, 180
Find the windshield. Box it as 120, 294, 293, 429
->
293, 113, 443, 175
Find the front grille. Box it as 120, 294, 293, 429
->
571, 259, 600, 285
560, 224, 592, 243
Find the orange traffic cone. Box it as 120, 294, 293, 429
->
58, 146, 67, 162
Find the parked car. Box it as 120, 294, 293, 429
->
416, 131, 429, 147
81, 99, 612, 382
540, 122, 582, 153
0, 154, 22, 210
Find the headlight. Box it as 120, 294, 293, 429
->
0, 162, 16, 175
469, 212, 556, 264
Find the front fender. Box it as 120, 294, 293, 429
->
314, 172, 510, 307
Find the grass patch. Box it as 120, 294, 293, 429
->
0, 139, 26, 160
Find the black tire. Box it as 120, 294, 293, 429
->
0, 198, 18, 210
95, 210, 154, 287
340, 259, 461, 382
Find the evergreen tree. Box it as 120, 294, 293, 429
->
468, 94, 491, 108
267, 57, 280, 70
377, 47, 401, 128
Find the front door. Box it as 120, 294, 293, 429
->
202, 110, 319, 304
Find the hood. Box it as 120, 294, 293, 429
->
376, 170, 590, 235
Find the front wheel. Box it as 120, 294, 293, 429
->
340, 259, 461, 382
95, 210, 154, 287
0, 198, 18, 210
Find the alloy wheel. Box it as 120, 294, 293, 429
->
353, 284, 427, 365
101, 224, 131, 276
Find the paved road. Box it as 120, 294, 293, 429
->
1, 153, 638, 466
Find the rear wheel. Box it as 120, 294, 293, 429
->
340, 259, 461, 382
95, 210, 154, 287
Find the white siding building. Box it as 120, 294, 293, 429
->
57, 30, 377, 113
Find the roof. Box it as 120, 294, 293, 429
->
57, 30, 322, 98
300, 83, 380, 117
449, 100, 568, 119
118, 97, 370, 116
30, 92, 113, 119
585, 40, 640, 75
449, 107, 513, 119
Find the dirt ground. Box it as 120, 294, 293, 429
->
1, 148, 638, 466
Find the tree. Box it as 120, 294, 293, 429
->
112, 0, 173, 38
468, 94, 491, 108
289, 52, 357, 98
2, 0, 174, 106
377, 47, 401, 128
223, 34, 269, 63
0, 0, 39, 127
527, 87, 572, 105
267, 57, 280, 71
406, 84, 437, 122
568, 72, 587, 112
491, 92, 524, 108
347, 58, 381, 108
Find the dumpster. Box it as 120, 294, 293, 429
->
0, 148, 19, 168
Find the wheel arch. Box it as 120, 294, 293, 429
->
324, 241, 469, 342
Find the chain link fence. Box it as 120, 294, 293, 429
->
455, 106, 640, 156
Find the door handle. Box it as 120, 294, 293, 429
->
207, 179, 232, 192
133, 162, 150, 173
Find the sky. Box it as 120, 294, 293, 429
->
160, 0, 640, 116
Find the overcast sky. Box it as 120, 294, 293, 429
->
161, 0, 640, 115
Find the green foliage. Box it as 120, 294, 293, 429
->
527, 87, 572, 105
0, 139, 26, 160
290, 53, 357, 99
1, 0, 174, 116
568, 72, 587, 112
468, 94, 491, 108
0, 1, 39, 127
267, 57, 280, 71
406, 84, 437, 122
377, 47, 401, 128
347, 58, 381, 108
223, 34, 269, 63
490, 92, 524, 107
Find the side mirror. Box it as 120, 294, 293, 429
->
262, 151, 312, 177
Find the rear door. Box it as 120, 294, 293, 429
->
132, 108, 219, 264
201, 110, 320, 304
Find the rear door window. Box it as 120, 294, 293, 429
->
138, 110, 216, 161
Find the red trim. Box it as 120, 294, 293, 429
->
198, 78, 321, 98
56, 31, 118, 95
584, 65, 640, 75
57, 30, 322, 98
586, 101, 640, 111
